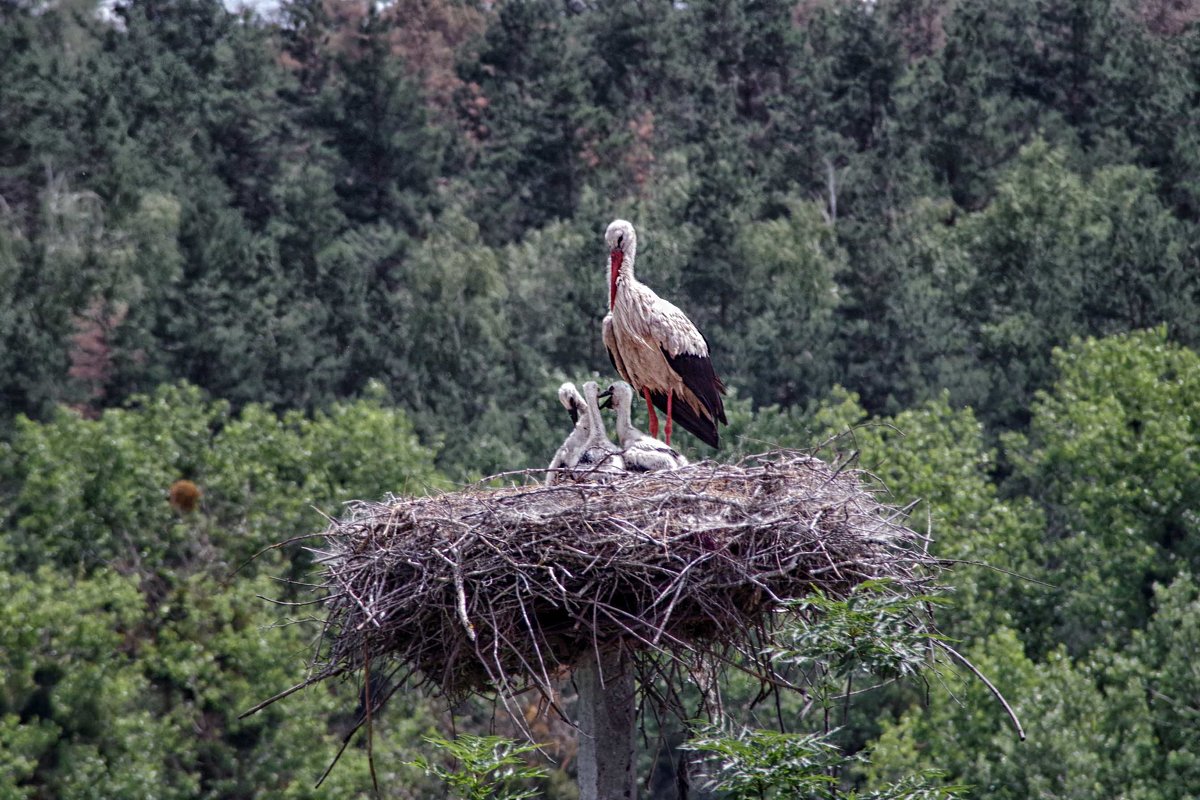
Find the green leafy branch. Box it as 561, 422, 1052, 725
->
409, 734, 547, 800
771, 580, 948, 680
685, 726, 968, 800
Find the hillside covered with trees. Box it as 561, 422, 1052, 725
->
2, 0, 1199, 796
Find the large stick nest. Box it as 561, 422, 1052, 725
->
301, 450, 937, 706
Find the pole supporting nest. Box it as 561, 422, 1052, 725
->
575, 643, 638, 800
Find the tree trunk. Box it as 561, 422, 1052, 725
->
575, 644, 637, 800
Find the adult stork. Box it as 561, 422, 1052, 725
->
601, 219, 727, 448
604, 381, 688, 472
546, 382, 588, 484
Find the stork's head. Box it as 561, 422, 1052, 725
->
605, 219, 637, 308
581, 381, 602, 413
557, 382, 583, 424
603, 381, 633, 413
605, 219, 635, 252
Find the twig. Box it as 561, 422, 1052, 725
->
239, 669, 344, 719
365, 645, 380, 797
935, 640, 1026, 741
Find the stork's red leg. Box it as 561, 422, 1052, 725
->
642, 386, 659, 439
665, 392, 673, 446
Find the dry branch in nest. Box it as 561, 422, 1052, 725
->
262, 449, 939, 722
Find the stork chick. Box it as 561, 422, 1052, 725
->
546, 382, 589, 484
574, 381, 625, 475
605, 381, 688, 472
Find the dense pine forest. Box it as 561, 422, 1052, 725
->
2, 0, 1199, 796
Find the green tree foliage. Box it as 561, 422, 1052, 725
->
866, 628, 1163, 800
904, 0, 1188, 211
0, 382, 447, 798
1131, 574, 1200, 799
953, 142, 1199, 428
689, 726, 964, 800
728, 198, 845, 407
314, 8, 446, 231
0, 192, 83, 417
0, 381, 443, 574
683, 583, 965, 800
412, 734, 548, 800
3, 0, 1199, 468
0, 568, 174, 800
0, 566, 441, 799
861, 332, 1200, 799
462, 0, 597, 242
771, 583, 944, 690
101, 0, 289, 219
1004, 328, 1200, 654
836, 198, 979, 416
842, 395, 1044, 639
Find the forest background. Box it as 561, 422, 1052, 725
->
2, 0, 1199, 797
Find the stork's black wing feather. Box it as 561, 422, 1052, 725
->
646, 388, 720, 449
663, 347, 727, 420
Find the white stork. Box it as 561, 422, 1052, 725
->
601, 219, 727, 448
546, 382, 589, 484
575, 381, 625, 475
604, 381, 688, 472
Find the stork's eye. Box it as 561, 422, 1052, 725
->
618, 234, 625, 246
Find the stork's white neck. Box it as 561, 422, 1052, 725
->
610, 243, 637, 310
565, 404, 591, 449
618, 237, 636, 278
582, 383, 608, 447
613, 394, 637, 446
607, 221, 640, 308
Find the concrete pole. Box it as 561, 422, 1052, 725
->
574, 644, 638, 800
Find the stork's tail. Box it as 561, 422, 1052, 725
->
647, 389, 720, 449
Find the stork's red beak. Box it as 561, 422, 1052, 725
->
609, 248, 622, 309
